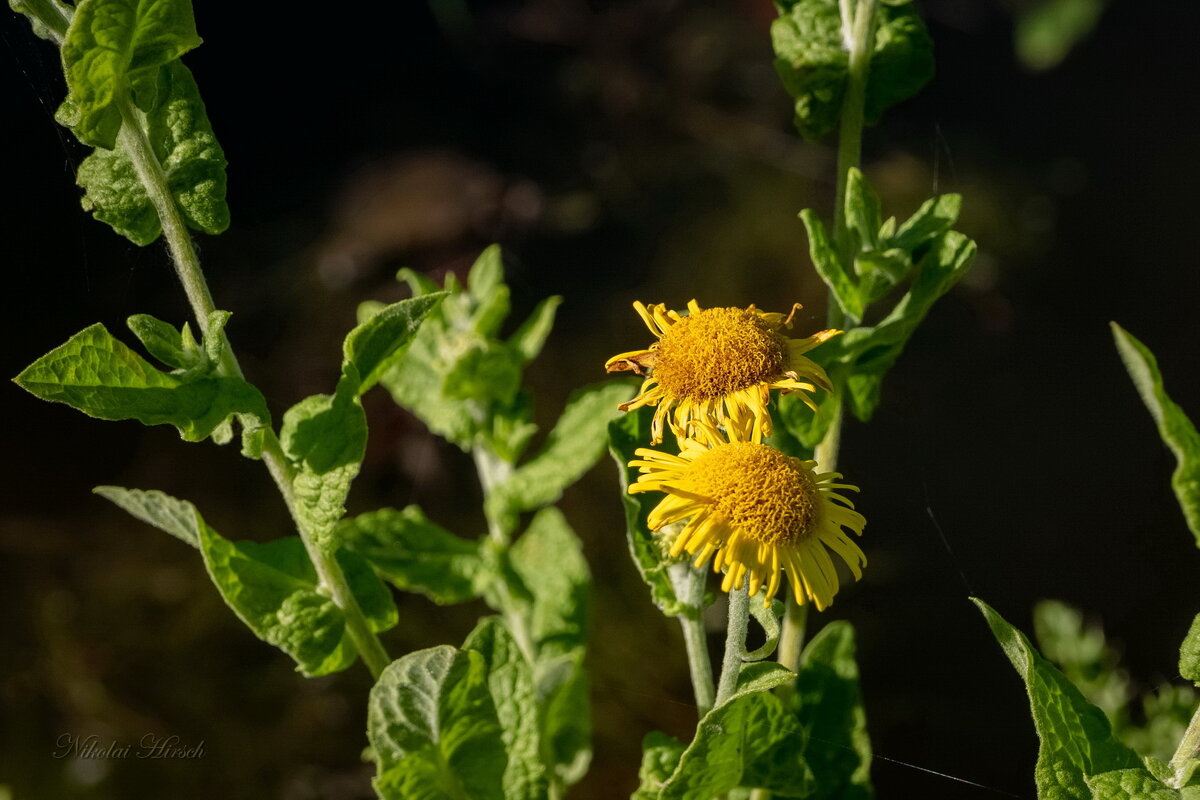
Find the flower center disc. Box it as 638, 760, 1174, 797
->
654, 307, 787, 400
685, 442, 818, 545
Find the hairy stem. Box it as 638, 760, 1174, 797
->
672, 563, 716, 717
832, 0, 880, 276
114, 94, 391, 680
1169, 701, 1200, 788
715, 583, 750, 707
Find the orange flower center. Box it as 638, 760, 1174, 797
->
684, 442, 818, 545
653, 307, 787, 400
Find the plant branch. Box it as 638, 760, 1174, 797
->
715, 582, 750, 707
1169, 700, 1200, 789
114, 93, 391, 680
671, 563, 716, 717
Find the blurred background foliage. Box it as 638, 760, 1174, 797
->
2, 0, 1199, 797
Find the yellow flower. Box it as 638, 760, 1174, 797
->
605, 300, 838, 444
629, 421, 866, 610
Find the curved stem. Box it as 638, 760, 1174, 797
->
715, 582, 750, 707
672, 563, 716, 717
115, 94, 391, 680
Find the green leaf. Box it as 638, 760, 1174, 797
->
279, 372, 367, 551
486, 380, 636, 529
196, 521, 396, 676
735, 662, 796, 696
125, 313, 199, 370
338, 506, 484, 605
509, 507, 591, 657
344, 294, 446, 396
468, 244, 505, 303
537, 651, 592, 786
463, 617, 547, 800
1016, 0, 1105, 72
1033, 599, 1130, 719
660, 690, 814, 799
607, 407, 685, 616
771, 0, 933, 140
369, 646, 507, 800
443, 341, 523, 405
845, 168, 882, 252
1085, 768, 1186, 800
93, 485, 201, 547
10, 0, 72, 42
891, 193, 962, 253
60, 0, 203, 150
509, 296, 562, 364
76, 61, 228, 244
794, 621, 873, 800
864, 4, 935, 125
1112, 324, 1200, 547
14, 323, 269, 443
776, 383, 840, 452
973, 598, 1142, 798
633, 732, 687, 800
800, 209, 863, 323
1181, 614, 1200, 684
841, 230, 976, 421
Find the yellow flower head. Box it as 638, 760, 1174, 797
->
605, 300, 838, 444
629, 421, 866, 610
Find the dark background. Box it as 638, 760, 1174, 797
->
3, 0, 1199, 798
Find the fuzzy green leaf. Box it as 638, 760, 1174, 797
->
634, 732, 687, 800
14, 323, 268, 443
794, 621, 873, 799
486, 380, 635, 529
800, 209, 863, 323
864, 4, 935, 124
974, 598, 1142, 798
338, 506, 484, 605
776, 382, 840, 453
892, 193, 962, 253
60, 0, 202, 149
93, 484, 201, 547
344, 294, 446, 396
280, 372, 367, 552
537, 650, 592, 786
845, 168, 883, 252
1112, 324, 1200, 547
660, 690, 814, 799
1085, 768, 1188, 800
76, 61, 228, 244
196, 523, 396, 676
841, 230, 976, 421
10, 0, 72, 42
463, 617, 548, 800
771, 0, 933, 140
509, 507, 591, 657
369, 646, 507, 800
125, 313, 197, 370
509, 296, 562, 364
1181, 614, 1200, 684
607, 407, 685, 616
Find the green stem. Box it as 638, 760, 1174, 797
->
1169, 700, 1200, 788
672, 564, 716, 717
832, 0, 879, 274
715, 582, 750, 707
114, 93, 391, 680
